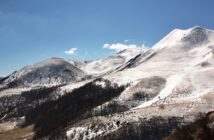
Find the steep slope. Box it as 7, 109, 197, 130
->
0, 58, 86, 88
105, 26, 214, 108
82, 47, 148, 75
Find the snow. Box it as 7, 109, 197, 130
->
104, 26, 214, 109
0, 88, 31, 97
94, 80, 107, 88
66, 117, 122, 140
0, 58, 86, 88
82, 47, 148, 75
135, 74, 184, 108
59, 80, 92, 95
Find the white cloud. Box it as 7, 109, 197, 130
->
103, 43, 146, 52
65, 48, 78, 55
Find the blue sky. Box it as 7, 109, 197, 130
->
0, 0, 214, 76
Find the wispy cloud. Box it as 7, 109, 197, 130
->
103, 43, 146, 52
65, 48, 78, 55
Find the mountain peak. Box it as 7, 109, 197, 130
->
182, 26, 208, 45
153, 26, 212, 49
190, 25, 204, 30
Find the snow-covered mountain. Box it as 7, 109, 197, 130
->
80, 47, 148, 75
0, 48, 147, 89
64, 26, 214, 139
0, 58, 86, 88
104, 26, 214, 107
0, 26, 214, 140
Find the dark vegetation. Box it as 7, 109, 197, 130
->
132, 91, 149, 101
124, 54, 142, 69
124, 76, 166, 107
0, 86, 59, 122
93, 116, 184, 140
142, 52, 157, 63
24, 78, 126, 139
159, 104, 166, 110
92, 100, 129, 117
164, 111, 214, 140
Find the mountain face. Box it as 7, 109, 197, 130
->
81, 47, 148, 75
106, 26, 214, 106
0, 58, 86, 88
0, 26, 214, 140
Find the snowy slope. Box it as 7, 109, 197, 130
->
82, 47, 148, 75
66, 60, 89, 70
63, 27, 214, 139
105, 26, 214, 108
0, 58, 86, 88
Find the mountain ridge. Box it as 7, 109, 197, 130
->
0, 26, 214, 140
